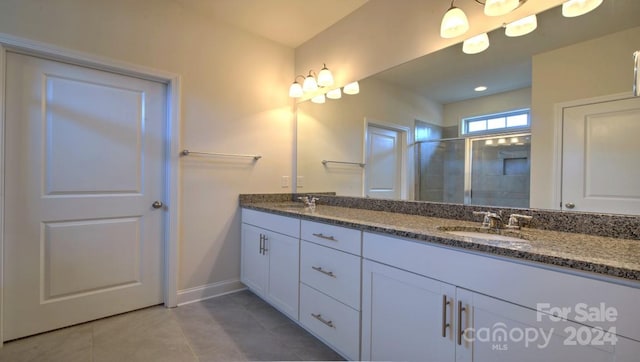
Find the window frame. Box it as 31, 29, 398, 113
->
461, 108, 530, 136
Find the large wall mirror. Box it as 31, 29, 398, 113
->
296, 0, 640, 214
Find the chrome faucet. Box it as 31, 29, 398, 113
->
505, 214, 533, 229
474, 211, 533, 230
297, 196, 319, 208
473, 211, 502, 229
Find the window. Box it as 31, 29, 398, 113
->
462, 109, 530, 135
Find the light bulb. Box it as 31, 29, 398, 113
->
317, 64, 334, 87
562, 0, 603, 17
288, 82, 303, 98
505, 15, 537, 37
311, 94, 326, 104
484, 0, 519, 16
343, 81, 360, 95
463, 33, 490, 55
302, 74, 318, 92
326, 88, 342, 99
440, 7, 469, 38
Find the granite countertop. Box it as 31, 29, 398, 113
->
242, 202, 640, 283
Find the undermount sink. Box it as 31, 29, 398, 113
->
437, 226, 530, 243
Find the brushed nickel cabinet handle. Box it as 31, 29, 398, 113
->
312, 233, 337, 241
259, 234, 264, 255
311, 313, 335, 328
262, 235, 268, 254
312, 266, 336, 278
457, 301, 467, 346
442, 295, 450, 338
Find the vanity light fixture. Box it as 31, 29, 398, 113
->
326, 88, 342, 99
288, 64, 334, 98
343, 81, 360, 95
440, 1, 470, 38
317, 64, 334, 87
505, 14, 537, 37
562, 0, 603, 17
311, 94, 326, 104
463, 33, 490, 54
482, 0, 519, 16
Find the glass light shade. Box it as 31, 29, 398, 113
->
505, 14, 537, 37
463, 33, 490, 54
311, 94, 326, 104
317, 65, 334, 87
326, 88, 342, 99
288, 82, 303, 98
562, 0, 603, 17
302, 75, 318, 92
484, 0, 519, 16
343, 81, 360, 95
440, 7, 469, 38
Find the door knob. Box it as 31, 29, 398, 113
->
152, 201, 164, 209
565, 202, 575, 209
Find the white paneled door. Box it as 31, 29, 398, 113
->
365, 125, 402, 199
562, 96, 640, 215
4, 52, 166, 340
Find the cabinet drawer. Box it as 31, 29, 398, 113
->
300, 284, 360, 361
242, 208, 300, 237
301, 220, 361, 255
301, 241, 361, 310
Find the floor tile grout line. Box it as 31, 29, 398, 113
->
170, 309, 200, 361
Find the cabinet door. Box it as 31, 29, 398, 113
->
240, 223, 268, 297
266, 230, 300, 320
362, 260, 455, 362
465, 290, 617, 362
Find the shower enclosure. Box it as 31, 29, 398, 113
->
416, 133, 531, 208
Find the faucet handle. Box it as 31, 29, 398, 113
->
506, 214, 533, 229
472, 211, 492, 228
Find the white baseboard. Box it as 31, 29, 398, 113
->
176, 279, 246, 306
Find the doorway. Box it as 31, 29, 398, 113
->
364, 122, 409, 199
0, 42, 179, 341
560, 94, 640, 215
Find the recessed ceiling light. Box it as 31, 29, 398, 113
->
474, 86, 488, 92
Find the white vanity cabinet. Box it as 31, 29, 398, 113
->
298, 220, 362, 361
362, 232, 640, 362
241, 209, 300, 320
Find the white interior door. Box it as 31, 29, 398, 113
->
365, 125, 403, 199
562, 96, 640, 215
4, 52, 166, 340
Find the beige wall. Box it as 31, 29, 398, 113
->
297, 76, 442, 198
295, 0, 563, 90
530, 26, 640, 209
0, 0, 294, 297
443, 88, 532, 129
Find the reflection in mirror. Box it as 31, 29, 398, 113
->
296, 0, 640, 212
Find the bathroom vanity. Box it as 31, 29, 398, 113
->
239, 195, 640, 361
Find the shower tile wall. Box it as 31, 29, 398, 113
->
470, 142, 530, 208
418, 140, 464, 203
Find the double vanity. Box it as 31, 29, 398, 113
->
239, 194, 640, 361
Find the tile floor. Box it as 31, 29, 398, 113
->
0, 290, 344, 362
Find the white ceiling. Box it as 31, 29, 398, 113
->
173, 0, 369, 48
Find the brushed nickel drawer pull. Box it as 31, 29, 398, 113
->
311, 313, 335, 328
312, 266, 336, 278
312, 233, 337, 241
442, 295, 450, 338
457, 301, 467, 346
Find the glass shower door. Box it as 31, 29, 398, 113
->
468, 134, 531, 208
